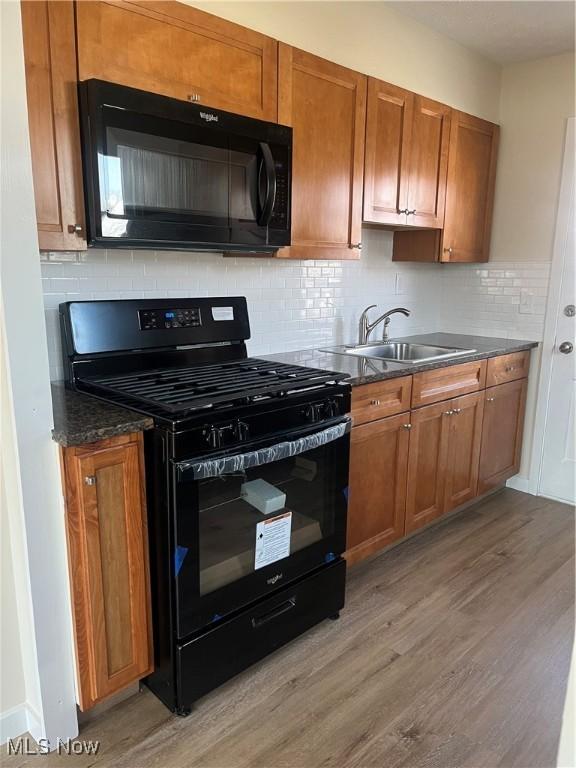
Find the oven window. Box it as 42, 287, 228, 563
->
101, 124, 259, 226
176, 439, 346, 597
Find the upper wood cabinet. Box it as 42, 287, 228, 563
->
76, 1, 278, 121
277, 45, 367, 260
61, 433, 152, 710
21, 0, 86, 250
393, 110, 499, 263
442, 111, 500, 262
408, 96, 452, 228
363, 79, 412, 227
347, 413, 410, 565
364, 80, 451, 229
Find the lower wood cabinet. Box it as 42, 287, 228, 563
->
405, 401, 451, 533
479, 379, 528, 494
443, 391, 485, 513
60, 432, 153, 710
347, 366, 528, 562
346, 413, 411, 565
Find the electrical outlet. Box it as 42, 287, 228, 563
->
395, 273, 405, 295
519, 288, 534, 314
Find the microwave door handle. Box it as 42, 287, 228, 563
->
257, 142, 277, 226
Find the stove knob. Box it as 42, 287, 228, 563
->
304, 404, 318, 423
205, 426, 220, 449
236, 421, 250, 441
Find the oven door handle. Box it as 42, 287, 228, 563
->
257, 142, 277, 227
175, 418, 351, 480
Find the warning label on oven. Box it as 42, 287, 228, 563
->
255, 511, 292, 570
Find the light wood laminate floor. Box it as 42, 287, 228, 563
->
7, 489, 574, 768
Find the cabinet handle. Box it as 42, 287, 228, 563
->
84, 475, 96, 486
188, 93, 201, 103
486, 397, 495, 402
505, 366, 516, 372
453, 408, 462, 414
444, 409, 453, 416
68, 224, 82, 235
350, 243, 362, 250
369, 399, 381, 406
407, 209, 417, 215
443, 247, 453, 255
402, 423, 412, 430
398, 208, 409, 214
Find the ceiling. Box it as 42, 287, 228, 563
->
387, 1, 575, 63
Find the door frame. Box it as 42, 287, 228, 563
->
526, 118, 574, 499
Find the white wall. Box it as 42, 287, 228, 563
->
491, 52, 576, 262
0, 0, 78, 747
0, 461, 26, 734
190, 0, 501, 121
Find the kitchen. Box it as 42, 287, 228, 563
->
1, 1, 574, 766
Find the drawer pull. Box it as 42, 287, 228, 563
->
444, 409, 454, 416
370, 399, 381, 406
251, 597, 296, 628
402, 423, 412, 430
505, 366, 516, 372
84, 475, 96, 486
487, 397, 495, 402
453, 408, 462, 414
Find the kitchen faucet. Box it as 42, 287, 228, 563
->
358, 306, 411, 345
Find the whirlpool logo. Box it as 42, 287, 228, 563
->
199, 112, 218, 122
267, 573, 283, 585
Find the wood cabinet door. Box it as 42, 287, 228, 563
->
441, 111, 499, 262
478, 379, 528, 494
278, 45, 367, 259
346, 413, 411, 565
21, 0, 86, 250
76, 1, 278, 120
443, 391, 485, 513
62, 434, 152, 710
405, 401, 451, 534
363, 78, 412, 226
405, 96, 451, 228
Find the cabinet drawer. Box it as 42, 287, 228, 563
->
486, 351, 530, 387
412, 360, 486, 408
351, 376, 412, 425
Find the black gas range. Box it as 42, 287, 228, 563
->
60, 297, 351, 714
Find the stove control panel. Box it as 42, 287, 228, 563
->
138, 307, 202, 331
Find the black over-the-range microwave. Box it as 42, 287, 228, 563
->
78, 80, 292, 252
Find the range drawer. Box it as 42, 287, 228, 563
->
412, 360, 487, 408
486, 351, 530, 387
176, 559, 346, 707
351, 376, 412, 425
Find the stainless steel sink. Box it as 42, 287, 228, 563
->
321, 342, 476, 364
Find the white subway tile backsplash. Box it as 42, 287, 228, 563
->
40, 232, 550, 380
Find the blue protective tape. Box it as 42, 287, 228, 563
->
174, 545, 188, 576
343, 486, 349, 502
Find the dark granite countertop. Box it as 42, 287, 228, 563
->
50, 334, 538, 446
263, 333, 538, 386
51, 382, 154, 447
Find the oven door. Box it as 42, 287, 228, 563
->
172, 419, 350, 637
